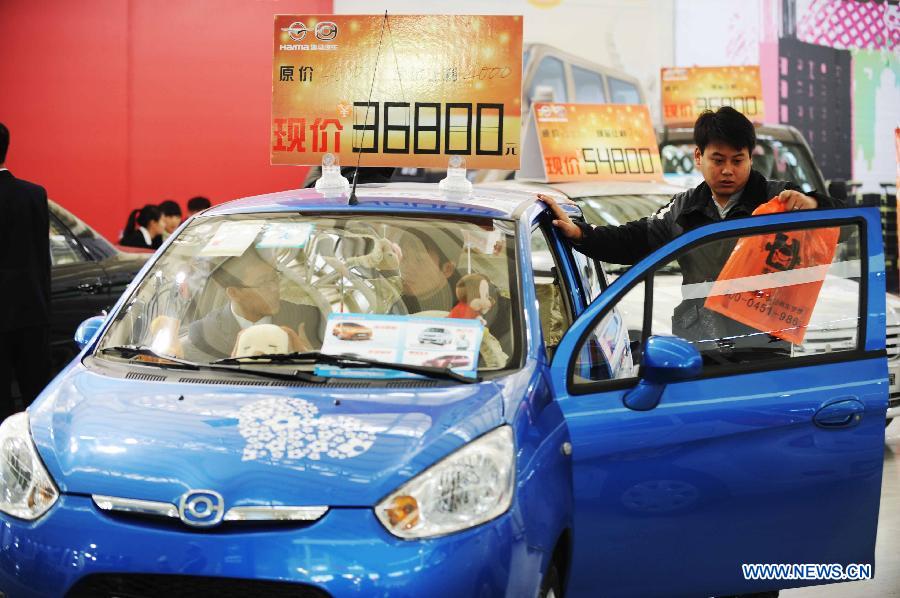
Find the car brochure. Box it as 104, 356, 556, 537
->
317, 313, 484, 379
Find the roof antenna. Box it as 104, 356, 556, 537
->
349, 11, 389, 206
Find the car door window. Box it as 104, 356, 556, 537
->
572, 65, 605, 103
608, 76, 641, 104
527, 56, 567, 104
49, 217, 87, 266
572, 221, 862, 385
530, 226, 573, 355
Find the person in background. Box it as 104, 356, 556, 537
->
158, 199, 182, 241
0, 121, 51, 418
187, 196, 211, 216
119, 204, 164, 249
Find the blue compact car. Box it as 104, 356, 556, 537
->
0, 183, 888, 597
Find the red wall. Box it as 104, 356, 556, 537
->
0, 0, 332, 242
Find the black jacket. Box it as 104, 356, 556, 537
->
120, 228, 161, 250
0, 170, 51, 331
571, 170, 844, 344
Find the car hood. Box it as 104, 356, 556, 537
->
30, 365, 510, 507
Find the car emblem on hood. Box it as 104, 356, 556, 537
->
178, 489, 225, 527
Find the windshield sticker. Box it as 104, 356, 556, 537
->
318, 313, 483, 379
199, 221, 265, 257
256, 223, 315, 249
239, 398, 376, 462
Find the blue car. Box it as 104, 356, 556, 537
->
0, 183, 887, 597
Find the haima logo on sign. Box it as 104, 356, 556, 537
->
178, 489, 225, 527
281, 21, 339, 42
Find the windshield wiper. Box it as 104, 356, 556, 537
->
100, 345, 325, 383
99, 345, 201, 369
213, 351, 480, 384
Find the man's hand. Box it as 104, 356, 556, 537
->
537, 193, 583, 241
779, 190, 817, 211
282, 323, 314, 352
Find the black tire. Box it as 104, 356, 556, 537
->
540, 561, 563, 598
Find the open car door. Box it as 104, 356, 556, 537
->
550, 207, 887, 597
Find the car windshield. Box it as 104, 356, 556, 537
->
660, 139, 820, 192
575, 194, 679, 275
96, 213, 519, 375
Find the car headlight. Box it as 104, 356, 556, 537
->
0, 413, 59, 520
375, 426, 514, 539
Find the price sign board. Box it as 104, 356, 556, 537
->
271, 15, 523, 169
661, 66, 765, 126
519, 103, 663, 183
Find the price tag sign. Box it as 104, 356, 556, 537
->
519, 103, 663, 183
271, 15, 523, 169
661, 66, 765, 126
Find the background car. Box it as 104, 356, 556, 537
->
47, 200, 149, 372
10, 200, 150, 402
658, 123, 827, 195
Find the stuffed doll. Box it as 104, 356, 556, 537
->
145, 315, 184, 360
449, 273, 494, 321
231, 324, 290, 358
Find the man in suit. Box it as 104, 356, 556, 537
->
182, 249, 323, 361
0, 122, 51, 419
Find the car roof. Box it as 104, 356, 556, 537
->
479, 179, 687, 200
660, 123, 804, 144
203, 182, 564, 220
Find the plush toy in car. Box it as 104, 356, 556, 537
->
231, 324, 290, 358
449, 273, 494, 321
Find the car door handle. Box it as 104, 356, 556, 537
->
77, 278, 103, 294
813, 398, 865, 429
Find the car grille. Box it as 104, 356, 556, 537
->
66, 574, 331, 598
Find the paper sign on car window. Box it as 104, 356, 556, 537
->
256, 223, 315, 249
317, 313, 483, 379
199, 221, 265, 257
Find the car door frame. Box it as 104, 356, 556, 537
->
549, 207, 887, 596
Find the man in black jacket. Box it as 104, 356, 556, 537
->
540, 106, 843, 346
0, 122, 51, 418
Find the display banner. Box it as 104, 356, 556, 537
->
518, 103, 663, 183
661, 66, 765, 126
271, 15, 523, 169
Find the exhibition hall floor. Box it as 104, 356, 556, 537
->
786, 424, 900, 597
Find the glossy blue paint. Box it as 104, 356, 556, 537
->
813, 397, 866, 428
73, 315, 105, 350
551, 207, 886, 597
639, 335, 703, 384
5, 190, 887, 597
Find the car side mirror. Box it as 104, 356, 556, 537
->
623, 335, 701, 411
827, 179, 848, 202
74, 315, 106, 350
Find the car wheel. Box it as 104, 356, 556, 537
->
539, 562, 562, 598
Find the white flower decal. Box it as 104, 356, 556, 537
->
238, 398, 375, 463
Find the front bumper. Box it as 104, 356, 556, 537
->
0, 495, 536, 597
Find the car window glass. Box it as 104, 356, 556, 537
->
528, 56, 567, 104
530, 227, 572, 355
49, 201, 117, 260
571, 222, 862, 386
661, 140, 821, 192
573, 281, 643, 383
49, 218, 86, 265
97, 215, 519, 374
572, 65, 605, 103
608, 77, 641, 103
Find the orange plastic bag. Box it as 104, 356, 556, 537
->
704, 197, 839, 344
